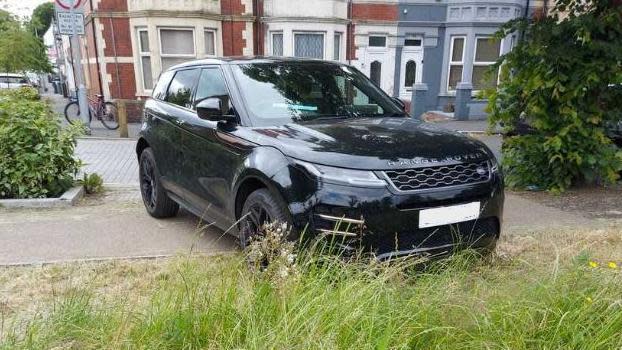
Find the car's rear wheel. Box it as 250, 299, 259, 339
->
139, 148, 179, 218
239, 188, 291, 248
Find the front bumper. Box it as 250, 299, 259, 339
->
288, 173, 504, 259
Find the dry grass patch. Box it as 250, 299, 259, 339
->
0, 225, 621, 349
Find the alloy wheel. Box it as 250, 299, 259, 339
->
140, 158, 157, 210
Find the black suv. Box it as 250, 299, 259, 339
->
137, 57, 504, 259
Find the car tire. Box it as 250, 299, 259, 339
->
239, 188, 291, 248
139, 148, 179, 218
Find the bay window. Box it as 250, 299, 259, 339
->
204, 29, 216, 56
334, 33, 342, 61
472, 37, 501, 91
294, 32, 324, 59
137, 28, 153, 90
159, 28, 195, 71
447, 36, 465, 91
272, 32, 283, 56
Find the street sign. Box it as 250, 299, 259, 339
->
56, 12, 85, 35
55, 0, 83, 11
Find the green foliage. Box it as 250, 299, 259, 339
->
487, 0, 622, 192
0, 87, 82, 199
28, 2, 54, 38
0, 9, 17, 32
79, 173, 104, 195
0, 12, 52, 74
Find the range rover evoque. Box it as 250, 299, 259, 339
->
137, 57, 504, 259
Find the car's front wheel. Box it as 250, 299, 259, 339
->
139, 148, 179, 218
239, 188, 291, 248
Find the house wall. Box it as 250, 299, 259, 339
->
82, 0, 253, 100
74, 0, 549, 120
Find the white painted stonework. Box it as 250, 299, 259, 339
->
263, 0, 347, 19
129, 16, 224, 96
264, 21, 347, 62
352, 24, 398, 95
128, 0, 221, 13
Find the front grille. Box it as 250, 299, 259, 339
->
384, 161, 490, 191
369, 217, 499, 256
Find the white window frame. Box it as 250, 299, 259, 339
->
447, 35, 466, 92
158, 27, 196, 69
472, 36, 503, 92
271, 31, 284, 56
404, 60, 417, 90
293, 31, 325, 60
333, 32, 342, 61
403, 38, 422, 48
136, 28, 152, 92
368, 35, 387, 50
203, 28, 217, 57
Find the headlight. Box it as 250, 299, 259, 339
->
294, 160, 387, 188
490, 155, 501, 174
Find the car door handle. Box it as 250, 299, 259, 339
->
174, 119, 186, 126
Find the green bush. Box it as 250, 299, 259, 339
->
0, 87, 81, 198
487, 0, 622, 192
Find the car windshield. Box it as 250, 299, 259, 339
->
231, 62, 405, 126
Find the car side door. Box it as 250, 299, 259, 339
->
178, 67, 246, 229
146, 68, 200, 196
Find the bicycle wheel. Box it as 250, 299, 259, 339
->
100, 102, 119, 130
64, 101, 91, 125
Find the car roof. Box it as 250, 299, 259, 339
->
168, 56, 345, 71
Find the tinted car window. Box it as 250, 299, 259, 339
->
231, 62, 404, 126
152, 70, 174, 100
194, 68, 228, 105
165, 69, 199, 108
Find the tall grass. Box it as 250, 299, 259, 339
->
1, 227, 622, 349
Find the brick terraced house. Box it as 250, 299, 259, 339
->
69, 0, 547, 120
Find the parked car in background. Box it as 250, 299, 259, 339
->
136, 57, 504, 259
0, 73, 33, 90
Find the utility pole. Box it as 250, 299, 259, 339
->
69, 0, 91, 133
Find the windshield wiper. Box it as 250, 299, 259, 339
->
382, 112, 407, 118
300, 115, 351, 122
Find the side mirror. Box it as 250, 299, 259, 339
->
196, 97, 236, 123
391, 97, 406, 111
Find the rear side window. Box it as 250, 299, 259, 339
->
165, 69, 199, 108
152, 70, 174, 100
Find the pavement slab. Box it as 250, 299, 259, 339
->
0, 191, 237, 266
76, 139, 139, 186
0, 189, 607, 266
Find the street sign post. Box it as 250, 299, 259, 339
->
56, 12, 85, 35
55, 0, 90, 132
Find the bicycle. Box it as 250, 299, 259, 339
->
64, 94, 119, 130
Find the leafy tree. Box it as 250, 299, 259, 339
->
0, 8, 52, 73
28, 2, 54, 38
0, 9, 18, 32
487, 0, 622, 192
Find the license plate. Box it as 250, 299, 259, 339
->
419, 202, 481, 229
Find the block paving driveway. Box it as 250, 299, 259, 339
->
77, 139, 139, 186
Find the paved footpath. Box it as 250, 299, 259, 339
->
0, 188, 603, 265
77, 139, 138, 186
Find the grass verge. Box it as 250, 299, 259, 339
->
1, 225, 621, 349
